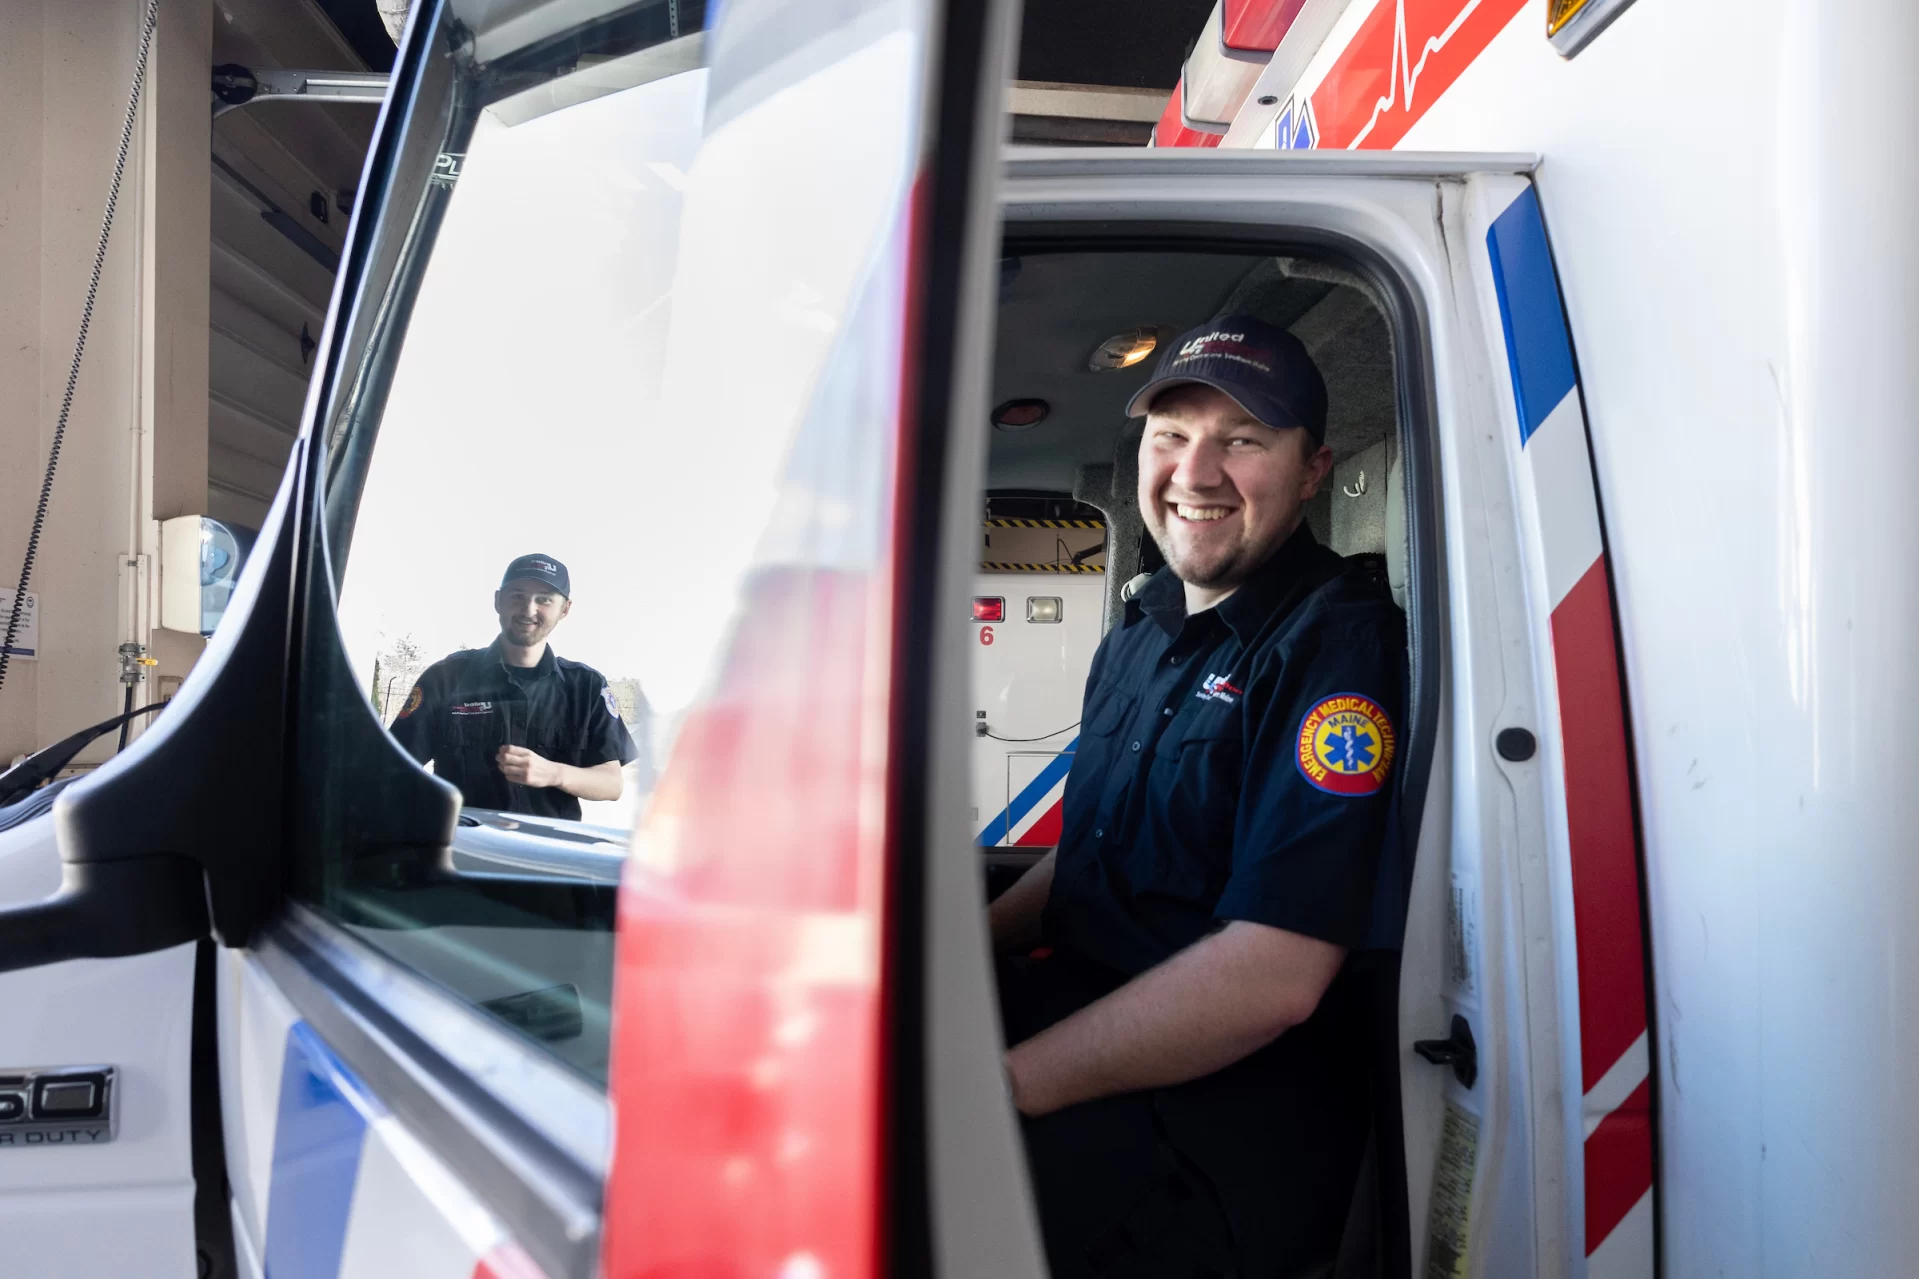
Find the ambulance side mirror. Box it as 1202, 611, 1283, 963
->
0, 440, 457, 976
0, 490, 304, 973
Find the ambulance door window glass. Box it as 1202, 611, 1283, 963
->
301, 9, 710, 1087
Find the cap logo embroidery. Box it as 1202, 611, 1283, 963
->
1174, 332, 1276, 375
1296, 693, 1396, 796
1179, 330, 1245, 355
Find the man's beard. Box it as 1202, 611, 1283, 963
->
503, 618, 554, 646
1159, 536, 1253, 589
1147, 511, 1292, 593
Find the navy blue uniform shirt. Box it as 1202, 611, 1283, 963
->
1018, 524, 1409, 1268
1044, 523, 1407, 980
389, 639, 637, 821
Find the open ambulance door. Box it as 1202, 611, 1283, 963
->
965, 153, 1658, 1278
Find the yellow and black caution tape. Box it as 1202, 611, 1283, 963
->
979, 562, 1106, 574
983, 518, 1106, 530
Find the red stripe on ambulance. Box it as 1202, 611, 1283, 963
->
1014, 797, 1064, 847
1584, 1076, 1654, 1249
1309, 0, 1527, 149
1551, 560, 1648, 1094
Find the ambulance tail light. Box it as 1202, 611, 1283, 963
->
973, 596, 1005, 623
1222, 0, 1310, 52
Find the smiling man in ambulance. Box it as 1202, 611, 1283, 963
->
989, 317, 1406, 1278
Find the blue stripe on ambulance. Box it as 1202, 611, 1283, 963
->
1485, 185, 1578, 444
263, 1022, 380, 1279
1484, 181, 1658, 1262
975, 737, 1078, 846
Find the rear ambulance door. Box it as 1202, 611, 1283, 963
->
979, 152, 1655, 1279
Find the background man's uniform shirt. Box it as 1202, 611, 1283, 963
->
390, 640, 636, 820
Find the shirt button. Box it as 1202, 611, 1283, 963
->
1131, 741, 1141, 752
1163, 707, 1174, 717
1094, 828, 1104, 839
1169, 656, 1182, 666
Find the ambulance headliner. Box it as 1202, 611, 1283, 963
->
987, 251, 1396, 494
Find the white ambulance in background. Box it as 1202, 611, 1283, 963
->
971, 516, 1105, 851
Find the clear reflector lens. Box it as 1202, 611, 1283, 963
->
1026, 597, 1062, 623
973, 597, 1005, 623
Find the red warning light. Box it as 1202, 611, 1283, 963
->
972, 597, 1005, 623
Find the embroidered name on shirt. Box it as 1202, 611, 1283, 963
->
1195, 673, 1244, 704
450, 701, 495, 716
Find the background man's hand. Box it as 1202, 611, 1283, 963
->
496, 744, 562, 788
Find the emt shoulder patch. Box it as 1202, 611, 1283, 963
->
1295, 692, 1396, 796
602, 685, 622, 719
397, 685, 424, 719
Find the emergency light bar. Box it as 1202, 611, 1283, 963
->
1179, 2, 1268, 133
1158, 0, 1307, 142
1154, 81, 1224, 149
1224, 0, 1308, 51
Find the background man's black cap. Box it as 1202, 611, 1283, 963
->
501, 553, 569, 598
1125, 314, 1329, 442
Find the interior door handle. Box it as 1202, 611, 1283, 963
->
1413, 1014, 1478, 1089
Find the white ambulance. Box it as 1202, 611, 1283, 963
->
970, 510, 1105, 857
0, 0, 1910, 1277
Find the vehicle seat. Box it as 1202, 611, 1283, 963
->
1383, 439, 1407, 611
1326, 431, 1405, 612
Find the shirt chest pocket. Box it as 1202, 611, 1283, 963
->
1153, 706, 1244, 767
447, 707, 504, 753
1145, 708, 1245, 889
1084, 689, 1134, 738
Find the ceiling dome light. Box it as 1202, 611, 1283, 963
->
1089, 328, 1159, 371
992, 398, 1050, 431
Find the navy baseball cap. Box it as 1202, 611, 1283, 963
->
1125, 315, 1329, 443
501, 553, 569, 598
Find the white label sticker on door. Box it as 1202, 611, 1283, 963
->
1425, 1102, 1479, 1279
1447, 879, 1478, 995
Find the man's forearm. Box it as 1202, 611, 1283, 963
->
1005, 920, 1345, 1117
989, 850, 1056, 952
557, 760, 624, 802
